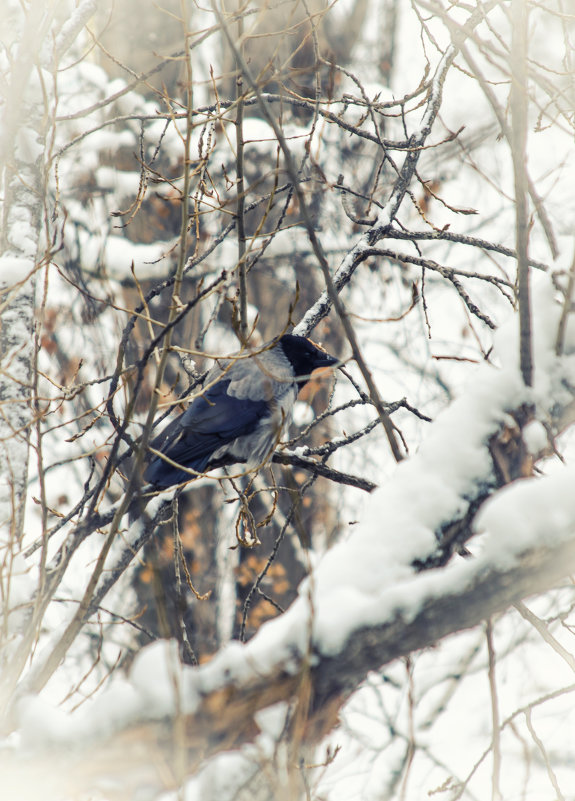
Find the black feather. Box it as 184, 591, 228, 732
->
144, 379, 268, 487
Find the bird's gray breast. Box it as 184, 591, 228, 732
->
209, 346, 297, 468
222, 347, 295, 402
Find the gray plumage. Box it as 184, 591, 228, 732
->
144, 334, 338, 488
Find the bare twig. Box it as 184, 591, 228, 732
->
511, 0, 533, 388
524, 709, 567, 801
272, 450, 377, 493
234, 3, 248, 344
556, 244, 575, 356
514, 601, 575, 673
486, 619, 502, 801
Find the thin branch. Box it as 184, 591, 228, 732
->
511, 0, 533, 387
524, 709, 567, 801
235, 4, 248, 344
556, 243, 575, 356
272, 450, 377, 493
486, 619, 502, 801
514, 601, 575, 673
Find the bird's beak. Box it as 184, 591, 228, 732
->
314, 352, 340, 369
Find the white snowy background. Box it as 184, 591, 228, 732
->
2, 1, 575, 799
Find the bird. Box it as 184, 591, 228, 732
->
143, 334, 339, 489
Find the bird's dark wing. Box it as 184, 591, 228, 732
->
144, 378, 269, 487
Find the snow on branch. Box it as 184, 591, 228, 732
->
50, 0, 98, 64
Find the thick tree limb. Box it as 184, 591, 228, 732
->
4, 529, 575, 801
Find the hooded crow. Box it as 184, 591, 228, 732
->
144, 334, 339, 488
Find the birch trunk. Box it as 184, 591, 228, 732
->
0, 8, 47, 541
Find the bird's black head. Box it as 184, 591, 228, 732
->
278, 334, 338, 385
